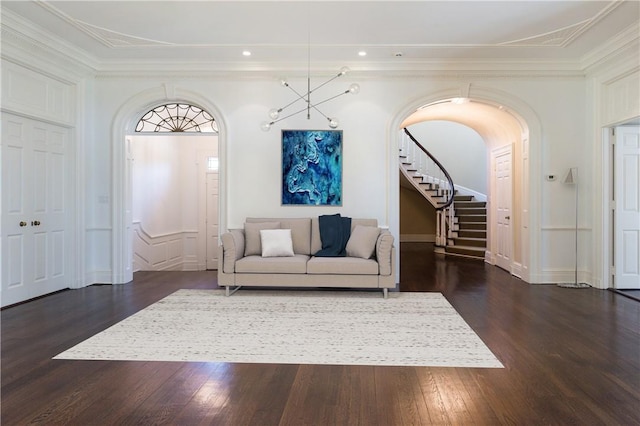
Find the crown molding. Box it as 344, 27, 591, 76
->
582, 22, 640, 73
1, 8, 98, 76
93, 57, 585, 80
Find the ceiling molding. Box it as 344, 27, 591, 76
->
561, 0, 624, 47
582, 23, 640, 72
93, 65, 585, 81
499, 20, 591, 47
1, 8, 99, 72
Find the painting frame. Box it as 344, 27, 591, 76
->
281, 129, 343, 206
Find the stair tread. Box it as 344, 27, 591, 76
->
448, 245, 486, 252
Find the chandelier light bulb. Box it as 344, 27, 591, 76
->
260, 121, 272, 132
280, 79, 289, 87
339, 66, 350, 76
268, 108, 280, 120
348, 83, 360, 94
328, 118, 339, 129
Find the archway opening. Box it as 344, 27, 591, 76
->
130, 102, 219, 272
397, 96, 527, 279
111, 87, 227, 284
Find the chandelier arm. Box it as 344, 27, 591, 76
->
309, 72, 344, 94
273, 84, 309, 113
278, 96, 305, 113
309, 104, 329, 120
285, 84, 309, 103
308, 90, 350, 109
269, 105, 314, 125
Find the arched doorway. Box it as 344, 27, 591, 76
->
111, 87, 227, 284
389, 86, 542, 283
130, 103, 219, 272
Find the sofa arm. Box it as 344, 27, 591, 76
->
221, 229, 245, 273
376, 230, 394, 276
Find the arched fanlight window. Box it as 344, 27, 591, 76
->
135, 103, 218, 133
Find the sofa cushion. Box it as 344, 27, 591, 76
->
244, 221, 280, 256
261, 229, 295, 257
307, 256, 379, 275
236, 255, 309, 274
346, 225, 380, 259
247, 218, 311, 255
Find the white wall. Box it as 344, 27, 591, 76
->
406, 120, 487, 195
87, 75, 589, 284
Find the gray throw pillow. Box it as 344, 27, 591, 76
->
244, 222, 280, 256
346, 225, 380, 259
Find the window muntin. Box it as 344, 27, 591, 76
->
136, 103, 218, 133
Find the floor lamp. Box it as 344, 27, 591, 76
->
558, 167, 590, 288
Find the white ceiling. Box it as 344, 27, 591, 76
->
2, 0, 639, 72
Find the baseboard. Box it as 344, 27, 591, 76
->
531, 269, 593, 286
400, 234, 436, 243
84, 270, 113, 285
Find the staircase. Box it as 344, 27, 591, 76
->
445, 195, 487, 259
400, 128, 486, 260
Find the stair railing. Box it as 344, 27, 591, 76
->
401, 128, 456, 246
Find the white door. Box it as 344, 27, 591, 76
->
493, 145, 513, 271
206, 172, 219, 269
1, 114, 70, 307
614, 126, 640, 289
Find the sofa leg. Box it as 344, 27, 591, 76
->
383, 288, 388, 299
225, 285, 242, 297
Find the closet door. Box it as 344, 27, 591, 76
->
1, 114, 70, 307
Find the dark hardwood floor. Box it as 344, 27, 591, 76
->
2, 243, 639, 425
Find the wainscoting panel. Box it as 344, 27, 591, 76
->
133, 222, 200, 272
604, 70, 640, 125
1, 61, 74, 125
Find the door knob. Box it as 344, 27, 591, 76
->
31, 220, 41, 226
505, 216, 510, 220
19, 221, 27, 227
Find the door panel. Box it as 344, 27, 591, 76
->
493, 145, 513, 271
614, 126, 640, 289
1, 114, 70, 306
206, 172, 219, 270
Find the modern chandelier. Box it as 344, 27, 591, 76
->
260, 49, 360, 131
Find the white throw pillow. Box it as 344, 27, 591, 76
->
346, 225, 380, 259
260, 229, 295, 257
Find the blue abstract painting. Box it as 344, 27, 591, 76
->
282, 130, 342, 205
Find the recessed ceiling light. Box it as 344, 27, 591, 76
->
358, 51, 367, 57
242, 50, 251, 57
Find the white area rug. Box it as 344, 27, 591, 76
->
54, 290, 503, 368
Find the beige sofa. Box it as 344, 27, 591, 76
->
218, 217, 396, 297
